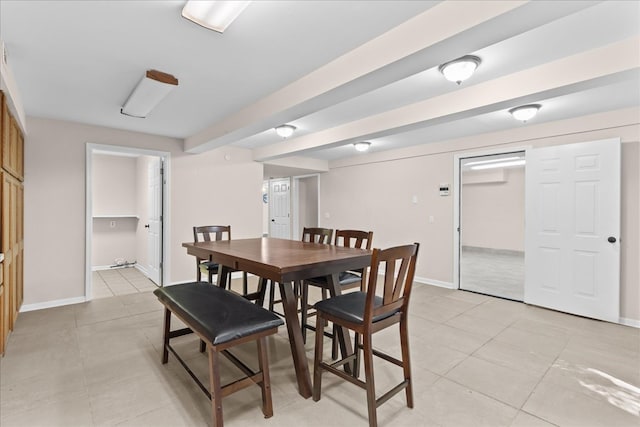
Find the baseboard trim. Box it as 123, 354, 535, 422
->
135, 264, 149, 277
20, 296, 87, 312
619, 317, 640, 329
414, 276, 455, 289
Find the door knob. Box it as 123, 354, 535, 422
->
607, 236, 616, 243
271, 219, 275, 222
144, 224, 150, 228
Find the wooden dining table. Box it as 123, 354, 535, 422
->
182, 237, 372, 399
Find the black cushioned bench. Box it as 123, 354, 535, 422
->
154, 282, 284, 427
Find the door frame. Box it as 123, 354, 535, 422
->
85, 143, 171, 300
453, 145, 529, 291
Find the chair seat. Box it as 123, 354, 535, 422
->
199, 261, 219, 272
313, 291, 396, 325
154, 282, 283, 345
308, 271, 362, 287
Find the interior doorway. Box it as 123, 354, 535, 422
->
85, 144, 170, 300
263, 175, 320, 240
456, 150, 526, 300
268, 177, 291, 239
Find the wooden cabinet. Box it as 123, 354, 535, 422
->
1, 100, 23, 181
0, 91, 25, 355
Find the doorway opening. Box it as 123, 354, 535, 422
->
454, 150, 526, 301
85, 144, 170, 301
267, 177, 291, 239
263, 175, 320, 240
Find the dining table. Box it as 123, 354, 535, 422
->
182, 237, 372, 399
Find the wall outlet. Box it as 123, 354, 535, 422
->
110, 220, 116, 228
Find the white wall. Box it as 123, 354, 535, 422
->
135, 155, 153, 271
24, 117, 263, 306
320, 109, 640, 323
461, 166, 525, 251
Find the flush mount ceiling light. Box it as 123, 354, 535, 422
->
354, 141, 371, 152
121, 70, 178, 118
465, 156, 522, 167
275, 124, 296, 138
438, 55, 481, 84
471, 159, 526, 170
509, 104, 541, 122
182, 0, 251, 33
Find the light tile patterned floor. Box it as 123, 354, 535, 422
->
1, 283, 638, 426
92, 267, 159, 299
460, 246, 525, 301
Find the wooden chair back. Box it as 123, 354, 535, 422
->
334, 229, 373, 250
302, 227, 333, 244
193, 225, 231, 243
364, 243, 419, 326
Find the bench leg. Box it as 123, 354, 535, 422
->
208, 346, 224, 427
256, 336, 274, 418
162, 308, 171, 364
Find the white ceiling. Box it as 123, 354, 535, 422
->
1, 1, 639, 174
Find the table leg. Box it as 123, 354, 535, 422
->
278, 281, 313, 398
217, 266, 230, 290
326, 273, 354, 375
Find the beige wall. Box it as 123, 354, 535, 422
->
461, 166, 525, 251
297, 176, 318, 237
320, 109, 640, 322
91, 154, 138, 266
24, 117, 263, 306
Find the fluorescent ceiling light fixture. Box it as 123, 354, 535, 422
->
438, 55, 481, 84
275, 124, 296, 138
354, 141, 371, 152
465, 156, 522, 167
471, 159, 526, 170
509, 104, 541, 122
182, 1, 251, 33
121, 70, 178, 118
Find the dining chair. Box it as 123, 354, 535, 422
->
312, 243, 419, 427
300, 230, 373, 351
265, 227, 334, 315
193, 225, 248, 294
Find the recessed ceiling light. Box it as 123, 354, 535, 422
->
182, 1, 251, 33
438, 55, 481, 84
275, 124, 296, 138
354, 142, 371, 152
509, 104, 541, 122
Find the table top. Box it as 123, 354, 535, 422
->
182, 237, 371, 283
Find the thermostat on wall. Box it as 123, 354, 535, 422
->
439, 183, 449, 196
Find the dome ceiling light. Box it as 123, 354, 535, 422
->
438, 55, 481, 84
275, 124, 296, 138
353, 141, 371, 152
509, 104, 541, 122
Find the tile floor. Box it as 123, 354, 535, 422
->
92, 267, 159, 299
460, 246, 525, 301
1, 282, 638, 427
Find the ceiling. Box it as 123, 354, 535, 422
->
1, 1, 639, 175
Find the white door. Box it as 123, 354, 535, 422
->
525, 139, 620, 322
269, 178, 291, 239
147, 157, 162, 284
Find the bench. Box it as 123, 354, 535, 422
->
154, 282, 284, 427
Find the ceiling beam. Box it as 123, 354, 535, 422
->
185, 0, 589, 154
252, 37, 640, 161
